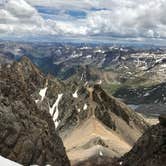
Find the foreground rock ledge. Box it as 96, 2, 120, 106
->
0, 61, 70, 166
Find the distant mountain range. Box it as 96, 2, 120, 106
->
0, 42, 166, 115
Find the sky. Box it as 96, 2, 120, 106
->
0, 0, 166, 44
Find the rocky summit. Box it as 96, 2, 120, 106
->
0, 57, 70, 166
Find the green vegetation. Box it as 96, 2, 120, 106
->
102, 83, 122, 95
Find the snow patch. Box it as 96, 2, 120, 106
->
0, 155, 21, 166
55, 120, 60, 128
99, 151, 103, 156
83, 104, 88, 110
143, 92, 150, 97
35, 99, 40, 104
156, 59, 163, 63
94, 49, 105, 53
53, 94, 63, 121
80, 73, 84, 81
73, 89, 78, 98
84, 81, 88, 86
119, 161, 123, 165
71, 53, 82, 58
39, 87, 48, 101
49, 93, 63, 128
80, 46, 89, 50
86, 55, 92, 58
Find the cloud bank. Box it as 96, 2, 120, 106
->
0, 0, 166, 43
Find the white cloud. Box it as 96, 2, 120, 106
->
1, 0, 166, 42
0, 0, 57, 36
26, 0, 108, 10
51, 0, 166, 39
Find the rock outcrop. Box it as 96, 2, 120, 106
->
0, 57, 70, 166
119, 115, 166, 166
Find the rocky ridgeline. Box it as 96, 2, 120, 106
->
0, 57, 70, 166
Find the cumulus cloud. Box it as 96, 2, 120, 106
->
0, 0, 57, 36
53, 0, 166, 39
26, 0, 108, 10
1, 0, 166, 42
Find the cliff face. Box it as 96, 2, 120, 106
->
119, 115, 166, 166
0, 57, 70, 166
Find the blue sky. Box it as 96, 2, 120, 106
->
35, 6, 87, 20
0, 0, 166, 44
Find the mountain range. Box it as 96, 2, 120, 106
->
0, 42, 165, 119
0, 42, 166, 165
